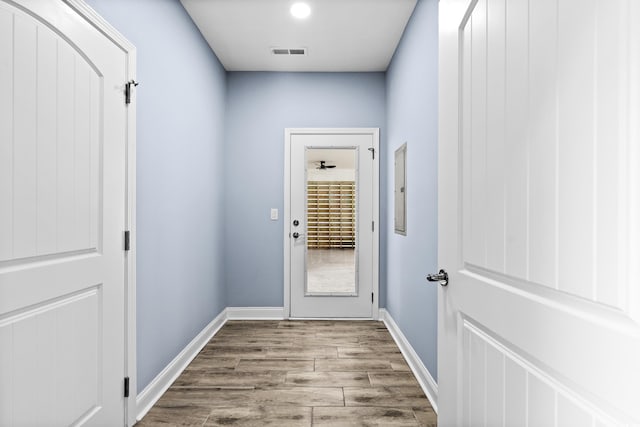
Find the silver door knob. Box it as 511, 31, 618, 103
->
426, 269, 448, 286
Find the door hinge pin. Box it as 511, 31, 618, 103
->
372, 221, 375, 232
124, 230, 130, 251
368, 147, 375, 159
125, 80, 138, 105
372, 292, 374, 303
124, 377, 130, 398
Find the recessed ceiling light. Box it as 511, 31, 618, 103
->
290, 2, 311, 19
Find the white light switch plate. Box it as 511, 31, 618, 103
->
270, 208, 278, 220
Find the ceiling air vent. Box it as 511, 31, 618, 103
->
271, 48, 307, 56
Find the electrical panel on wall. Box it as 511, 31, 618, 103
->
394, 143, 407, 235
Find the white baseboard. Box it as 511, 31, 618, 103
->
135, 309, 227, 421
379, 308, 438, 413
226, 306, 285, 320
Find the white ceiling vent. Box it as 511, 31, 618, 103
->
271, 47, 307, 56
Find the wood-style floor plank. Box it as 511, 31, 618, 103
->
235, 358, 315, 372
285, 371, 371, 387
205, 406, 311, 427
138, 320, 436, 426
344, 386, 431, 408
313, 406, 420, 426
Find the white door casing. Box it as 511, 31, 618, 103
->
438, 0, 640, 425
284, 128, 379, 318
0, 1, 136, 425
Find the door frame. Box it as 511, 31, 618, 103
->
284, 128, 380, 319
62, 2, 137, 425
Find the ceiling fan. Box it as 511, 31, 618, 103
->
316, 160, 336, 170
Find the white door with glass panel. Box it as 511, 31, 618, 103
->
286, 129, 379, 318
437, 0, 640, 425
0, 0, 131, 425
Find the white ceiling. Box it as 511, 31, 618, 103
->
180, 0, 417, 72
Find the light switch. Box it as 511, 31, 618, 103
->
270, 208, 278, 220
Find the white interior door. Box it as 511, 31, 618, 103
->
0, 1, 130, 425
438, 0, 640, 425
286, 129, 379, 318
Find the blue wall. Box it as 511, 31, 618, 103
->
85, 0, 438, 394
224, 73, 386, 307
85, 0, 228, 392
385, 0, 439, 381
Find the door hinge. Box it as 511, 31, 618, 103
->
125, 80, 138, 105
124, 377, 130, 398
371, 292, 374, 303
372, 221, 375, 232
368, 147, 375, 159
124, 230, 130, 251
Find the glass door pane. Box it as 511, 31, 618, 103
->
305, 148, 357, 295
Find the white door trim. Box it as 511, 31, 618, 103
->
284, 128, 379, 320
63, 2, 137, 425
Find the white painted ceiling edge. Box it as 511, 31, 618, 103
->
179, 0, 418, 72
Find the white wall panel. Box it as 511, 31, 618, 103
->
557, 395, 593, 427
0, 1, 129, 423
528, 0, 558, 289
12, 15, 38, 259
465, 329, 486, 425
469, 1, 488, 268
0, 327, 13, 426
36, 309, 57, 425
464, 322, 620, 427
485, 0, 506, 274
594, 0, 624, 308
528, 374, 555, 427
36, 27, 59, 255
485, 344, 505, 427
74, 60, 94, 250
0, 289, 101, 426
453, 0, 639, 423
462, 21, 473, 268
0, 8, 12, 260
13, 315, 39, 426
57, 42, 77, 254
503, 0, 529, 279
503, 351, 526, 426
557, 0, 597, 300
0, 18, 101, 264
460, 0, 632, 311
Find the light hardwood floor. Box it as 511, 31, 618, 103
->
137, 320, 437, 426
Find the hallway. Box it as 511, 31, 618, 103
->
138, 321, 437, 426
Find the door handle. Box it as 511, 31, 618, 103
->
426, 269, 448, 286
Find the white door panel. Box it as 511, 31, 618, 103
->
286, 129, 379, 318
439, 0, 640, 425
0, 0, 129, 425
